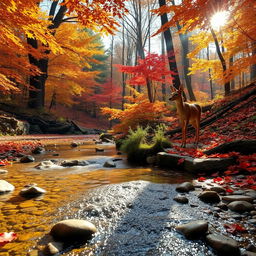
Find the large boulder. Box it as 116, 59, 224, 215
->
206, 234, 240, 256
0, 116, 29, 135
50, 219, 97, 242
0, 180, 15, 194
157, 152, 235, 173
176, 220, 208, 239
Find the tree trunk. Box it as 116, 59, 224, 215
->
161, 33, 167, 101
207, 46, 214, 99
210, 28, 230, 96
250, 42, 256, 82
122, 19, 126, 110
158, 0, 181, 93
27, 3, 67, 109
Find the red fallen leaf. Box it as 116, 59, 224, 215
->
224, 223, 246, 234
213, 177, 223, 183
211, 172, 219, 177
177, 158, 185, 165
198, 177, 206, 182
0, 232, 17, 246
225, 188, 234, 193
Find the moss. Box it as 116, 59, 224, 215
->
120, 125, 172, 163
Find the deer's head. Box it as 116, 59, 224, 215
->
169, 85, 183, 101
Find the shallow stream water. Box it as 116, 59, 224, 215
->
0, 138, 195, 255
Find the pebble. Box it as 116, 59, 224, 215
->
43, 242, 63, 255
173, 195, 189, 204
0, 169, 8, 174
103, 160, 116, 168
20, 155, 35, 163
198, 191, 220, 203
209, 186, 226, 194
228, 201, 254, 213
222, 195, 254, 203
50, 219, 97, 242
19, 185, 46, 198
175, 220, 208, 239
206, 234, 240, 256
0, 180, 15, 193
176, 182, 194, 193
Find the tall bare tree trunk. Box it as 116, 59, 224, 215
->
210, 28, 230, 96
27, 2, 67, 109
207, 46, 214, 99
161, 33, 167, 101
158, 0, 181, 91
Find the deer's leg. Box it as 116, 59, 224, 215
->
181, 120, 188, 148
195, 118, 200, 146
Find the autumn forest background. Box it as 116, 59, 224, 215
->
0, 0, 255, 134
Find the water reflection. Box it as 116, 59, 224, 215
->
0, 141, 192, 255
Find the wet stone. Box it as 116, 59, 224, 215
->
206, 234, 240, 256
50, 219, 97, 242
35, 160, 58, 170
228, 201, 254, 213
103, 160, 116, 168
175, 182, 194, 193
245, 191, 256, 199
0, 180, 15, 194
248, 219, 256, 225
71, 142, 79, 147
175, 220, 208, 240
233, 190, 245, 195
95, 148, 104, 152
173, 195, 189, 204
198, 191, 220, 203
0, 169, 8, 174
43, 242, 63, 255
222, 195, 254, 203
20, 155, 35, 163
209, 186, 226, 194
60, 160, 89, 167
246, 244, 256, 253
242, 251, 256, 256
19, 185, 46, 198
32, 146, 45, 154
216, 202, 228, 211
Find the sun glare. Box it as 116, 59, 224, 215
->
210, 11, 229, 30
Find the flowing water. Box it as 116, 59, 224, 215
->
0, 138, 194, 255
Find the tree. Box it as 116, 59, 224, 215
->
153, 0, 256, 96
116, 52, 175, 102
0, 0, 60, 94
46, 23, 102, 108
27, 0, 127, 109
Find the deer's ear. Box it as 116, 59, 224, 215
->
170, 85, 176, 92
179, 84, 184, 92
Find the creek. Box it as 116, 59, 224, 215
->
0, 137, 255, 255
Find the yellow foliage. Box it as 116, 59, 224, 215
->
46, 23, 102, 107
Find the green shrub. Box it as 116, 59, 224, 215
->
120, 125, 171, 163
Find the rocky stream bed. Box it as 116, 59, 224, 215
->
0, 137, 255, 256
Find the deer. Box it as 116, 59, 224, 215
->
169, 85, 201, 148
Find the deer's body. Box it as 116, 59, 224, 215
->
169, 86, 201, 147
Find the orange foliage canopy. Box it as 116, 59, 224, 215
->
0, 0, 60, 92
153, 0, 256, 85
0, 0, 127, 95
102, 87, 170, 133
